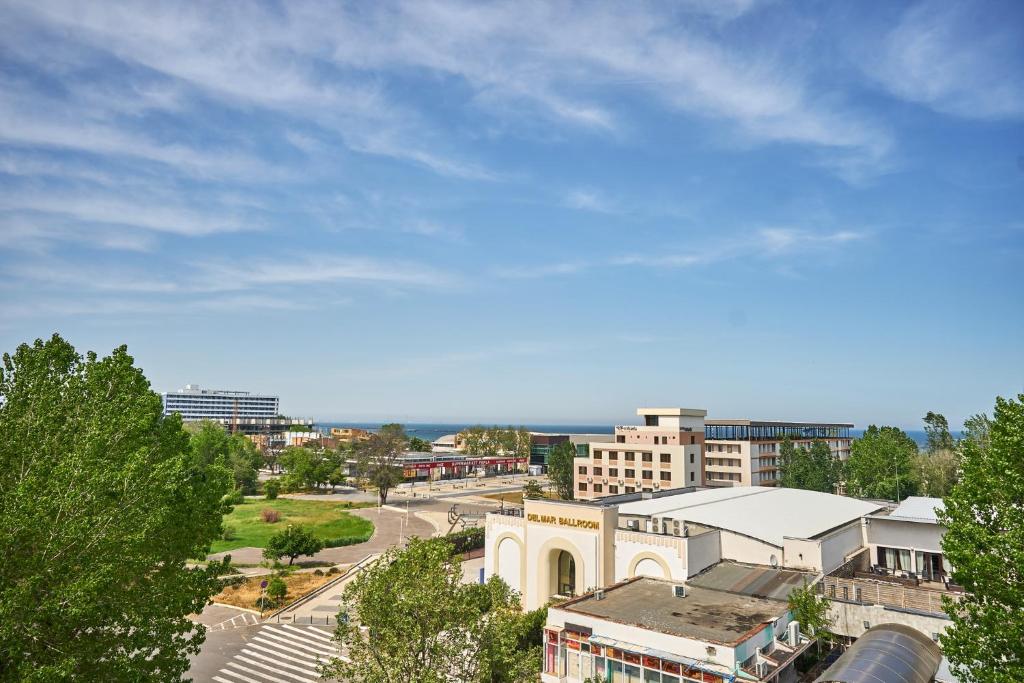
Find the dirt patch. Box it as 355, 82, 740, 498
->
213, 571, 338, 611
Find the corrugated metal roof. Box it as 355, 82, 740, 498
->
620, 487, 883, 546
888, 497, 944, 523
814, 624, 942, 683
687, 561, 813, 601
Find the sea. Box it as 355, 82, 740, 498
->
318, 422, 950, 450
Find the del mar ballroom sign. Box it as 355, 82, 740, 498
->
527, 513, 600, 530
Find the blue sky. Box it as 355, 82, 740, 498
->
1, 1, 1021, 428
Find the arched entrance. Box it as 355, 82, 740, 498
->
557, 550, 576, 597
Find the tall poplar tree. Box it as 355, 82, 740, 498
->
0, 334, 231, 682
939, 394, 1024, 682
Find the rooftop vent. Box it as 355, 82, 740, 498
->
672, 584, 687, 599
594, 589, 605, 601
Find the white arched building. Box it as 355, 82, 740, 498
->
485, 486, 883, 611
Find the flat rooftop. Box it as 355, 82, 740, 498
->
637, 407, 708, 417
560, 577, 787, 646
687, 561, 813, 601
885, 496, 944, 523
706, 419, 853, 427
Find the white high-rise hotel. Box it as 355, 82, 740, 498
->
161, 384, 279, 422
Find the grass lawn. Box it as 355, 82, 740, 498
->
212, 499, 375, 553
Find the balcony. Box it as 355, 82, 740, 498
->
820, 575, 961, 615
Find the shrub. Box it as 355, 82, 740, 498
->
313, 568, 324, 576
267, 576, 287, 602
220, 525, 237, 541
261, 508, 280, 523
223, 488, 245, 506
446, 526, 485, 554
326, 567, 340, 575
264, 479, 280, 500
322, 530, 373, 548
254, 596, 274, 610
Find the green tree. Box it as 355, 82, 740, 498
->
547, 441, 576, 500
845, 425, 920, 500
0, 334, 231, 682
356, 423, 407, 505
939, 394, 1024, 682
787, 582, 834, 652
189, 419, 229, 466
227, 433, 261, 494
522, 479, 545, 499
961, 412, 992, 452
924, 411, 956, 454
279, 446, 314, 491
264, 478, 280, 500
409, 436, 433, 452
913, 449, 958, 497
323, 538, 536, 683
263, 525, 324, 565
779, 438, 838, 493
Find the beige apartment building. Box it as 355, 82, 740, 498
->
574, 408, 706, 501
704, 419, 853, 488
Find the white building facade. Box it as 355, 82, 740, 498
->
161, 384, 280, 422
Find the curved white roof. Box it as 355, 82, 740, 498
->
619, 487, 882, 547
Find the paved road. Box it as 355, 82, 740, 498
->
189, 622, 343, 682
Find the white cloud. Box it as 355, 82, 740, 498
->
863, 0, 1024, 120
563, 190, 616, 214
497, 227, 867, 278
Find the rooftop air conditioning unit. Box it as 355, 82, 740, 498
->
595, 589, 605, 601
672, 584, 686, 598
755, 662, 768, 677
587, 476, 592, 483
673, 520, 682, 536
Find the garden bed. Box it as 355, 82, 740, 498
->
213, 570, 341, 611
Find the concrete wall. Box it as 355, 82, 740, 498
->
783, 537, 822, 572
828, 601, 950, 640
686, 529, 722, 577
719, 530, 779, 566
613, 530, 687, 581
819, 522, 866, 573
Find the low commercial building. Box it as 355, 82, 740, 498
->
704, 420, 853, 488
573, 408, 707, 500
329, 426, 372, 443
486, 486, 881, 612
543, 575, 811, 682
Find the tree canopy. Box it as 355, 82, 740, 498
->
845, 425, 919, 500
778, 437, 840, 493
263, 525, 324, 565
459, 426, 531, 460
0, 334, 230, 682
322, 537, 539, 683
923, 411, 956, 453
547, 441, 577, 500
356, 423, 407, 505
939, 394, 1024, 682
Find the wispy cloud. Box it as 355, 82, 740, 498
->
861, 0, 1024, 120
563, 189, 617, 214
495, 228, 868, 279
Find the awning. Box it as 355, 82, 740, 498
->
588, 635, 735, 681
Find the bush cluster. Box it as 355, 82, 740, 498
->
322, 531, 373, 548
446, 526, 485, 554
261, 508, 280, 523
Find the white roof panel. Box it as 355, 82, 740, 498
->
620, 487, 882, 547
888, 496, 944, 523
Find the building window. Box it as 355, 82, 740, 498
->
689, 453, 694, 464
660, 472, 671, 481
609, 468, 618, 477
642, 453, 652, 462
594, 467, 602, 476
578, 482, 587, 491
616, 435, 625, 443
625, 486, 635, 493
593, 484, 603, 493
690, 435, 696, 444
578, 466, 587, 474
660, 453, 671, 463
690, 472, 694, 482
609, 485, 619, 494
625, 452, 635, 461
642, 470, 652, 480
625, 469, 635, 478
557, 551, 576, 596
